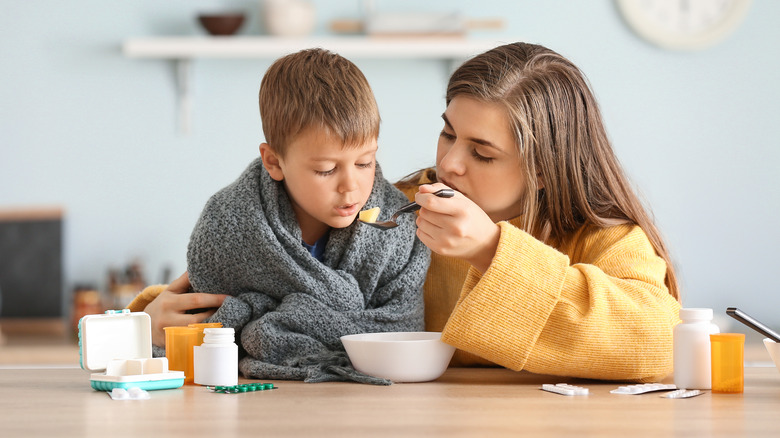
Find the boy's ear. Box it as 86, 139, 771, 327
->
260, 143, 284, 181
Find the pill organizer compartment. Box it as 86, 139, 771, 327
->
79, 310, 185, 391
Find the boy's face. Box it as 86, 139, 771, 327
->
262, 127, 378, 242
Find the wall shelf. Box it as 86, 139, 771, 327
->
121, 36, 504, 134
123, 36, 502, 59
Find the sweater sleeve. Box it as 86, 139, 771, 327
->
441, 222, 680, 382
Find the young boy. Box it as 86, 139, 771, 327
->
128, 49, 429, 384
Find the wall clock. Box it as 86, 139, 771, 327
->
615, 0, 752, 50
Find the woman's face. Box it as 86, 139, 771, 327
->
436, 96, 529, 223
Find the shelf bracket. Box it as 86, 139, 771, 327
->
174, 59, 191, 135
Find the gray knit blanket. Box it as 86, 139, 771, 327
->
187, 157, 429, 384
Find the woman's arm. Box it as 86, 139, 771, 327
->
126, 272, 228, 347
413, 182, 679, 381
443, 223, 680, 382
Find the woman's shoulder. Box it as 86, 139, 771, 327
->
564, 222, 656, 263
575, 221, 646, 239
565, 223, 656, 262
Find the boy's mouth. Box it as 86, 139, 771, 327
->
336, 203, 360, 217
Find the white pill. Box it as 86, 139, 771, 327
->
110, 388, 129, 400
127, 387, 150, 400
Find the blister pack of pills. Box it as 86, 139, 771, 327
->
208, 383, 277, 394
610, 383, 677, 395
662, 389, 704, 399
541, 383, 589, 396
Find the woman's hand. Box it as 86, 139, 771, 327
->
414, 183, 501, 273
144, 272, 228, 347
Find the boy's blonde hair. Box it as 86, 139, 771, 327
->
259, 48, 380, 157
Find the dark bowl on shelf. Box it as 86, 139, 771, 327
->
197, 13, 246, 36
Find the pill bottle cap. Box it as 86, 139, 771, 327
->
710, 333, 745, 343
679, 308, 714, 321
203, 327, 235, 344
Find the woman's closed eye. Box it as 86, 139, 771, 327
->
440, 129, 494, 163
471, 149, 494, 163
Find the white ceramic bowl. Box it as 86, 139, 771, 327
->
764, 338, 780, 373
341, 331, 455, 383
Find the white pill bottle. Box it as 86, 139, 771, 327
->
193, 327, 238, 386
673, 308, 720, 389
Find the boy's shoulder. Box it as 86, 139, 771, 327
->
396, 184, 416, 203
394, 167, 436, 203
200, 158, 269, 216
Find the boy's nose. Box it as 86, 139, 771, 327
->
338, 169, 360, 193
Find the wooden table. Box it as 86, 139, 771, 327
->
1, 367, 778, 437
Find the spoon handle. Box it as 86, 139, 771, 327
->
395, 188, 456, 215
396, 202, 422, 215
432, 188, 455, 198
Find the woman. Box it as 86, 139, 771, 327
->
404, 42, 680, 382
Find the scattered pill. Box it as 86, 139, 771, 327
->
127, 387, 150, 399
110, 388, 129, 400
108, 387, 150, 400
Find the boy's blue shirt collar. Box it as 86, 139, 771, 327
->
301, 229, 330, 261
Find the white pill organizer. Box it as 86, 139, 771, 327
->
78, 309, 184, 391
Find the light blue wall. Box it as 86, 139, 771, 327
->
2, 1, 779, 327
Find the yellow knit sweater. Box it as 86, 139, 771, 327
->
400, 182, 680, 383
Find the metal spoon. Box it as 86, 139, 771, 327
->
360, 188, 455, 230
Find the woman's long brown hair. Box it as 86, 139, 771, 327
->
401, 42, 679, 300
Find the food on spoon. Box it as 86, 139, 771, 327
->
359, 207, 380, 223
